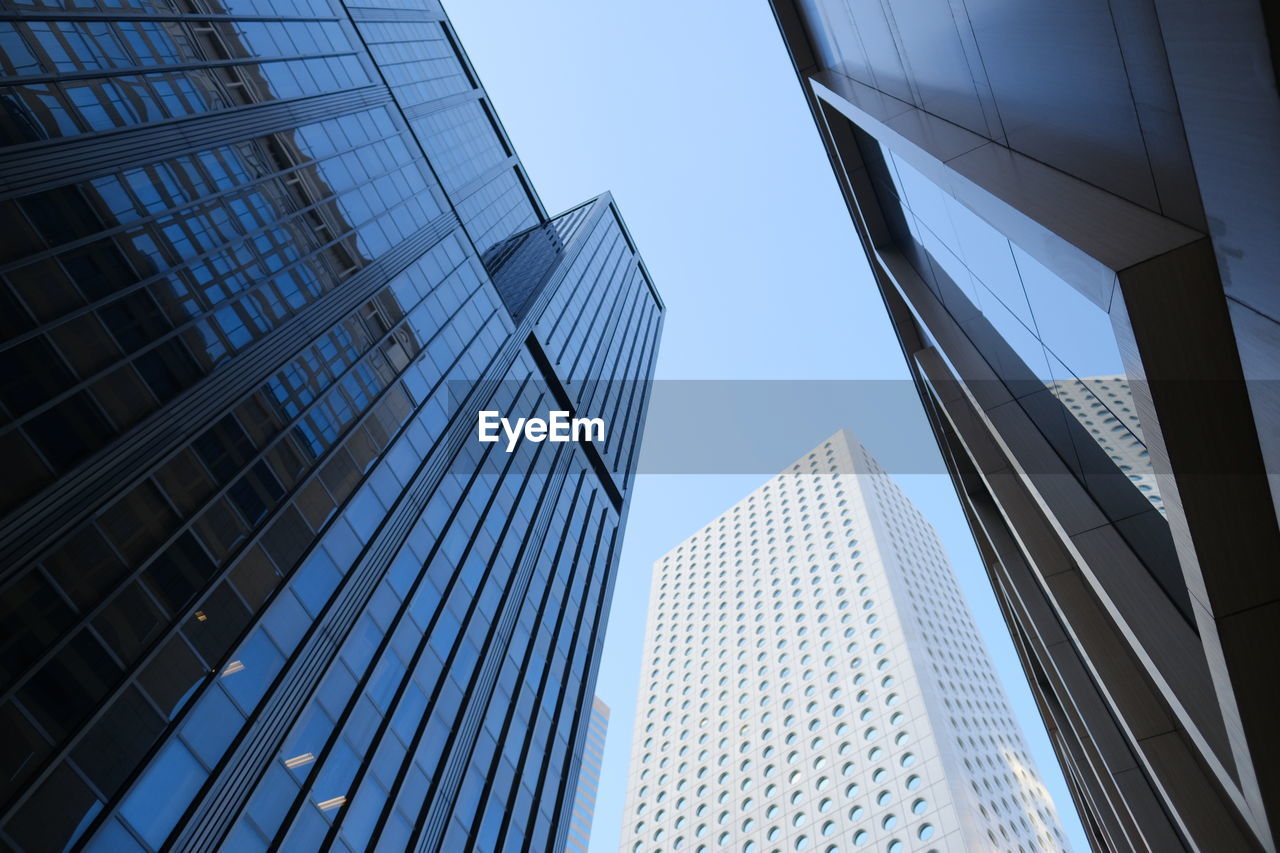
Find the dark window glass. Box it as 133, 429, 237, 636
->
60, 238, 137, 301
133, 337, 203, 403
260, 503, 309, 572
92, 581, 166, 665
44, 525, 129, 611
48, 311, 122, 378
19, 185, 102, 246
192, 414, 255, 484
227, 460, 284, 527
191, 496, 249, 563
154, 448, 217, 516
345, 425, 378, 471
17, 628, 122, 740
319, 447, 360, 503
137, 635, 204, 720
0, 198, 43, 266
97, 479, 176, 565
295, 478, 336, 531
98, 289, 172, 354
0, 427, 53, 513
4, 761, 101, 853
236, 394, 284, 447
0, 571, 76, 684
6, 258, 80, 326
142, 531, 216, 613
90, 363, 158, 431
265, 437, 308, 490
228, 544, 281, 611
0, 280, 34, 343
71, 685, 164, 798
25, 389, 112, 472
183, 581, 252, 669
0, 700, 50, 804
0, 335, 75, 418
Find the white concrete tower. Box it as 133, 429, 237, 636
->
1047, 375, 1165, 515
619, 430, 1069, 853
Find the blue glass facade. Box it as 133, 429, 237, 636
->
0, 3, 661, 852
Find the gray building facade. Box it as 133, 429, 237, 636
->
766, 0, 1280, 850
566, 696, 607, 853
0, 2, 661, 852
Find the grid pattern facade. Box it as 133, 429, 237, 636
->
0, 3, 661, 852
567, 697, 610, 853
620, 431, 1066, 853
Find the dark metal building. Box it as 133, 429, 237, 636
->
0, 2, 662, 851
766, 0, 1280, 850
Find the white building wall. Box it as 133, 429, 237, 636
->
1048, 375, 1165, 514
619, 431, 1069, 853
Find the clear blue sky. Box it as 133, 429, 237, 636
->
446, 1, 1089, 850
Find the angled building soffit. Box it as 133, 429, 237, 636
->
807, 70, 1205, 307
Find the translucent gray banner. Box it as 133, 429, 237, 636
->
444, 378, 1278, 476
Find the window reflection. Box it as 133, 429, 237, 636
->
1049, 376, 1164, 514
876, 148, 1162, 513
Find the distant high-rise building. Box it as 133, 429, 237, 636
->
1048, 376, 1164, 516
766, 0, 1280, 848
0, 4, 661, 852
620, 431, 1069, 853
568, 697, 610, 853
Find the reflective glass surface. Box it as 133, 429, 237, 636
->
872, 145, 1164, 515
857, 130, 1190, 621
0, 3, 660, 851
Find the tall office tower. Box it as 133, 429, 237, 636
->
621, 431, 1069, 853
1047, 377, 1164, 516
567, 697, 610, 853
0, 3, 662, 852
766, 0, 1280, 849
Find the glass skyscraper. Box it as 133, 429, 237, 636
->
0, 3, 661, 852
621, 431, 1068, 853
766, 0, 1280, 849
